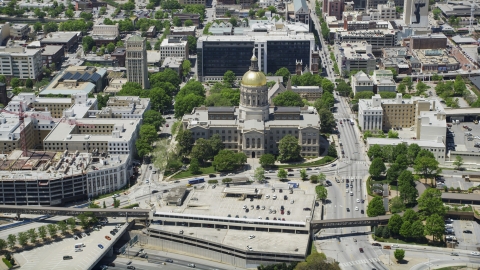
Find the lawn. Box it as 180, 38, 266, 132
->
171, 166, 216, 179
277, 156, 335, 169
436, 266, 466, 270
373, 236, 428, 246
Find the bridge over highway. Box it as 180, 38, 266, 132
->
310, 215, 391, 230
0, 205, 150, 218
0, 205, 393, 230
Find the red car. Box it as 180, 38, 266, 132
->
166, 124, 169, 127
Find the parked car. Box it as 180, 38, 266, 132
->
359, 248, 364, 253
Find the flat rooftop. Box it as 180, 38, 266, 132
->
41, 32, 81, 43
14, 221, 128, 270
367, 137, 445, 148
151, 224, 309, 254
157, 184, 315, 223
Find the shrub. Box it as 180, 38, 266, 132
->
121, 203, 139, 209
207, 180, 218, 184
2, 258, 12, 268
222, 178, 232, 183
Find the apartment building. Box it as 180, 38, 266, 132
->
0, 46, 43, 80
324, 0, 344, 20
10, 24, 30, 39
160, 36, 189, 61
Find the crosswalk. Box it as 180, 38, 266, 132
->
339, 257, 381, 267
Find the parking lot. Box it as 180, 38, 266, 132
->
437, 175, 477, 190
449, 219, 480, 250
14, 221, 127, 270
446, 121, 480, 152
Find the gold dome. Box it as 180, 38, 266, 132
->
241, 70, 267, 87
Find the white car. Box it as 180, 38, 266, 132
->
392, 244, 399, 248
272, 195, 277, 200
471, 252, 480, 256
227, 173, 234, 176
346, 189, 349, 193
265, 195, 270, 199
355, 207, 359, 211
243, 205, 247, 209
356, 199, 360, 203
249, 235, 255, 239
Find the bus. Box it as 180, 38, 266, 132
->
188, 177, 205, 185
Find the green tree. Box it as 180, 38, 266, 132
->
390, 196, 405, 214
67, 218, 76, 232
113, 198, 120, 208
0, 239, 6, 252
7, 234, 16, 250
277, 168, 287, 179
254, 167, 265, 182
416, 80, 429, 95
182, 59, 191, 78
103, 201, 107, 208
10, 78, 20, 88
418, 188, 446, 217
177, 129, 194, 156
319, 108, 336, 133
106, 42, 116, 53
191, 139, 213, 165
425, 214, 444, 241
387, 130, 399, 138
148, 87, 172, 112
328, 143, 337, 158
382, 227, 391, 238
33, 22, 43, 32
453, 156, 464, 170
143, 110, 165, 130
407, 143, 421, 165
453, 75, 466, 96
318, 173, 326, 184
386, 163, 404, 184
394, 249, 405, 261
187, 35, 197, 54
369, 157, 386, 179
321, 79, 335, 94
229, 17, 238, 26
367, 197, 386, 217
25, 78, 33, 88
27, 228, 38, 244
249, 9, 255, 18
80, 11, 93, 20
57, 221, 68, 235
399, 221, 412, 238
173, 16, 182, 26
0, 75, 6, 84
82, 36, 95, 52
410, 220, 425, 239
44, 21, 59, 33
223, 70, 236, 87
65, 9, 74, 18
189, 158, 201, 174
414, 152, 441, 185
140, 124, 158, 144
174, 93, 205, 118
403, 209, 418, 224
310, 175, 319, 183
432, 73, 442, 81
38, 226, 47, 241
212, 150, 247, 171
184, 19, 193, 26
300, 169, 308, 180
336, 81, 351, 96
99, 6, 107, 15
150, 68, 181, 87
17, 232, 28, 247
277, 135, 301, 162
275, 67, 291, 83
47, 224, 57, 238
315, 185, 328, 201
367, 144, 383, 160
259, 154, 275, 168
273, 91, 304, 107
136, 139, 153, 159
375, 226, 384, 237
388, 214, 403, 235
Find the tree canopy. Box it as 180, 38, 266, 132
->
367, 197, 386, 217
212, 150, 247, 171
277, 135, 301, 162
272, 91, 304, 107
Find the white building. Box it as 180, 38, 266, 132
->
9, 24, 30, 39
369, 0, 397, 20
160, 36, 189, 61
358, 94, 383, 131
351, 71, 374, 95
0, 46, 42, 80
373, 70, 396, 92
416, 111, 447, 141
86, 96, 151, 119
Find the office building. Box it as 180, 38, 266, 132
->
403, 0, 429, 26
90, 96, 151, 119
92, 24, 119, 47
170, 26, 197, 36
290, 0, 310, 25
410, 33, 447, 50
104, 78, 128, 94
352, 71, 374, 95
335, 41, 376, 76
197, 33, 315, 81
111, 47, 126, 67
40, 66, 108, 96
160, 57, 183, 77
40, 32, 82, 53
358, 94, 383, 131
335, 29, 397, 50
0, 46, 43, 80
9, 24, 30, 39
183, 53, 321, 158
172, 14, 201, 26
369, 0, 397, 20
42, 45, 64, 67
160, 36, 189, 61
436, 2, 480, 17
324, 0, 344, 20
372, 70, 396, 92
126, 36, 150, 89
412, 49, 460, 72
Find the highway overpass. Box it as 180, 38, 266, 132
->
0, 205, 150, 218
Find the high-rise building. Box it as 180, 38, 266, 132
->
0, 46, 42, 80
403, 0, 429, 26
126, 35, 149, 89
197, 34, 315, 81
